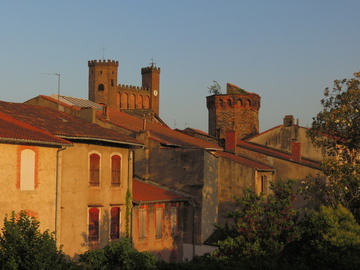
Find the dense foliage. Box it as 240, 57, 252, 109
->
78, 237, 156, 270
304, 72, 360, 221
284, 204, 360, 269
0, 211, 67, 270
212, 180, 300, 268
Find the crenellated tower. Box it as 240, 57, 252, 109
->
88, 59, 161, 116
207, 83, 260, 140
141, 64, 160, 115
88, 59, 119, 108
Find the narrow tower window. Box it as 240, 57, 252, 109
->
98, 84, 105, 91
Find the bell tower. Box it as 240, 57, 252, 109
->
141, 63, 160, 115
88, 59, 119, 108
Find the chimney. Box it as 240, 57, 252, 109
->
142, 118, 147, 131
291, 141, 302, 162
284, 115, 294, 127
102, 104, 108, 118
225, 130, 237, 152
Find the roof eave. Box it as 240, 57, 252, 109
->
133, 198, 189, 204
0, 137, 72, 147
57, 135, 143, 146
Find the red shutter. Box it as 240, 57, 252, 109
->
111, 155, 121, 186
110, 207, 120, 239
89, 208, 99, 241
90, 154, 100, 186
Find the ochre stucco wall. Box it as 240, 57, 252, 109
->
0, 143, 58, 233
58, 143, 132, 258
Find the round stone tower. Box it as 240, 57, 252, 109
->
207, 83, 260, 140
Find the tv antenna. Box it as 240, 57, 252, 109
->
102, 48, 107, 60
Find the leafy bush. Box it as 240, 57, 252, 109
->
78, 237, 156, 270
283, 204, 360, 270
213, 179, 300, 265
0, 211, 68, 270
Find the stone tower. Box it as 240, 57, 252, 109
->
207, 83, 260, 140
88, 59, 161, 116
141, 64, 160, 115
88, 59, 119, 108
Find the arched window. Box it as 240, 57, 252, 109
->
110, 207, 120, 240
136, 95, 143, 109
129, 94, 135, 109
220, 99, 225, 108
111, 155, 121, 186
88, 208, 100, 242
122, 93, 128, 109
20, 149, 35, 190
89, 153, 100, 186
227, 99, 232, 107
98, 84, 105, 91
111, 79, 114, 87
246, 99, 251, 107
237, 99, 243, 108
144, 95, 150, 109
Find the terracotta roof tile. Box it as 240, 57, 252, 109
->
0, 112, 71, 146
100, 108, 222, 150
0, 101, 143, 146
133, 179, 188, 203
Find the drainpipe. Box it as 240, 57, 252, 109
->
188, 198, 196, 259
126, 150, 133, 239
55, 146, 67, 245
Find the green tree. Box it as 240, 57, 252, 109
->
208, 80, 222, 95
305, 72, 360, 220
213, 179, 300, 267
0, 211, 68, 270
284, 204, 360, 269
78, 238, 156, 270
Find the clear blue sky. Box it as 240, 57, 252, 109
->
1, 0, 359, 132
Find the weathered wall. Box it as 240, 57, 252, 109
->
201, 151, 219, 243
135, 141, 205, 245
217, 156, 256, 224
132, 202, 185, 263
248, 125, 323, 162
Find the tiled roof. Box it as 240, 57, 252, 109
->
237, 140, 319, 169
100, 108, 223, 150
213, 151, 274, 171
0, 101, 143, 146
0, 112, 71, 146
132, 179, 188, 204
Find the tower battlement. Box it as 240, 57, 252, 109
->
119, 84, 150, 91
88, 59, 119, 67
207, 83, 261, 140
141, 66, 160, 74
